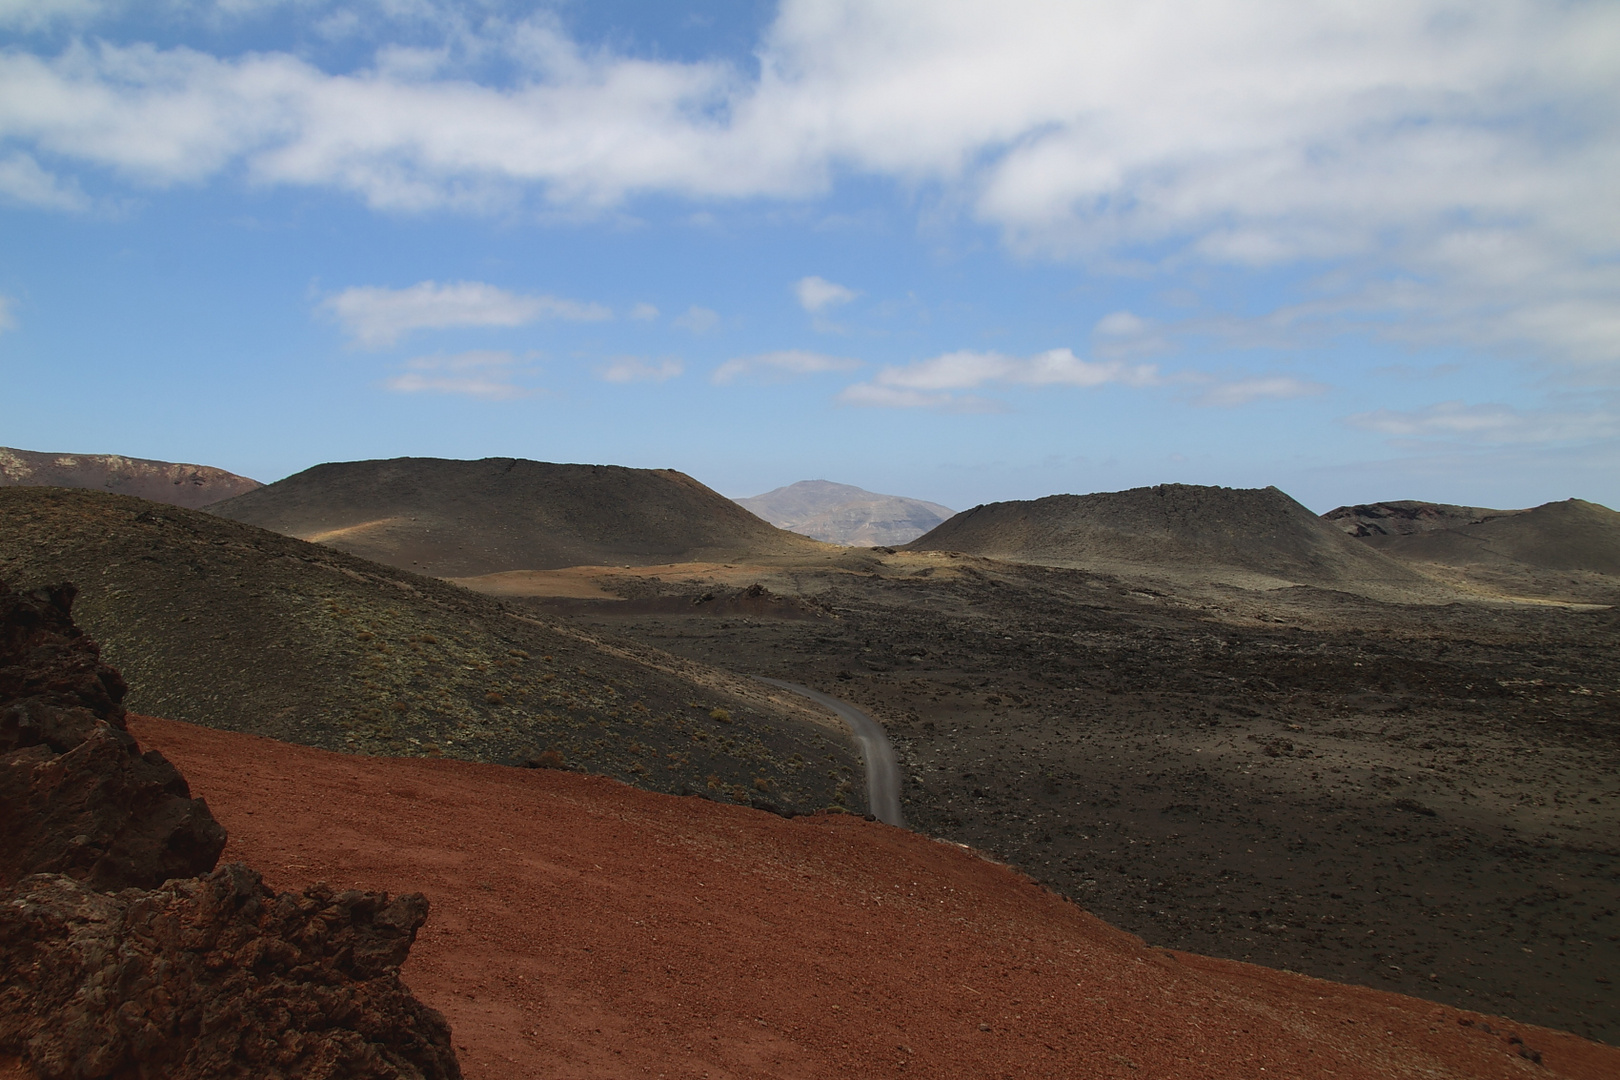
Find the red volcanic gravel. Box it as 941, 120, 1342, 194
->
127, 715, 1620, 1080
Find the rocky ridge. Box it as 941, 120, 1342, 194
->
0, 447, 260, 510
1322, 499, 1518, 538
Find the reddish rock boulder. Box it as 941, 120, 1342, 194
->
0, 579, 461, 1079
0, 580, 226, 891
0, 863, 459, 1080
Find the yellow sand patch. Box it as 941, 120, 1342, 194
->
446, 569, 623, 600
299, 518, 406, 544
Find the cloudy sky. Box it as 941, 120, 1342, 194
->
1, 0, 1616, 512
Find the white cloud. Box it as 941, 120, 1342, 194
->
1194, 375, 1326, 408
320, 280, 609, 348
1093, 311, 1150, 338
629, 302, 660, 321
384, 349, 534, 399
1091, 310, 1172, 360
1345, 400, 1620, 445
0, 0, 105, 31
837, 382, 1003, 413
673, 305, 719, 333
843, 345, 1322, 410
882, 347, 1154, 391
840, 347, 1160, 409
794, 275, 856, 313
1, 3, 1615, 373
598, 356, 681, 383
0, 295, 15, 333
0, 152, 89, 211
711, 348, 860, 385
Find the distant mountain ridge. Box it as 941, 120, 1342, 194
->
0, 446, 259, 509
737, 480, 954, 547
907, 483, 1425, 587
209, 456, 826, 577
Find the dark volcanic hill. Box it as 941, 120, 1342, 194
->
907, 483, 1425, 587
209, 457, 826, 577
1348, 499, 1620, 576
0, 487, 858, 813
0, 446, 260, 508
1322, 500, 1521, 538
736, 479, 955, 547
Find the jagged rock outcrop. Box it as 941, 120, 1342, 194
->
0, 864, 458, 1080
0, 580, 225, 891
0, 577, 461, 1079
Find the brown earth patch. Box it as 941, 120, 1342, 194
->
129, 713, 1620, 1080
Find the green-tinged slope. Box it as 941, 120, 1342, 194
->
0, 487, 860, 812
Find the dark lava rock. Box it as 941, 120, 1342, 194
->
0, 582, 127, 727
0, 580, 226, 891
0, 863, 461, 1080
0, 577, 461, 1079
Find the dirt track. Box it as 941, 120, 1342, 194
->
131, 714, 1620, 1080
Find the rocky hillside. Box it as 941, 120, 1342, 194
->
1322, 499, 1520, 537
0, 446, 260, 508
0, 487, 860, 813
1329, 498, 1620, 602
907, 483, 1424, 587
736, 480, 954, 546
1346, 498, 1620, 576
209, 457, 826, 577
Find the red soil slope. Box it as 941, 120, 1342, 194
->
127, 715, 1618, 1080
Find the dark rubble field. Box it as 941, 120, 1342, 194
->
558, 554, 1620, 1044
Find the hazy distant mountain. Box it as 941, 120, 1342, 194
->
0, 446, 259, 509
736, 480, 955, 547
907, 483, 1423, 587
208, 456, 826, 577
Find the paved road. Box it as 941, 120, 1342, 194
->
754, 677, 906, 828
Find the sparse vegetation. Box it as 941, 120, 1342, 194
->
0, 487, 859, 815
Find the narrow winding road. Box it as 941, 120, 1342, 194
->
754, 677, 906, 828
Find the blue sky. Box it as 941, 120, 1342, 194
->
1, 1, 1616, 513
